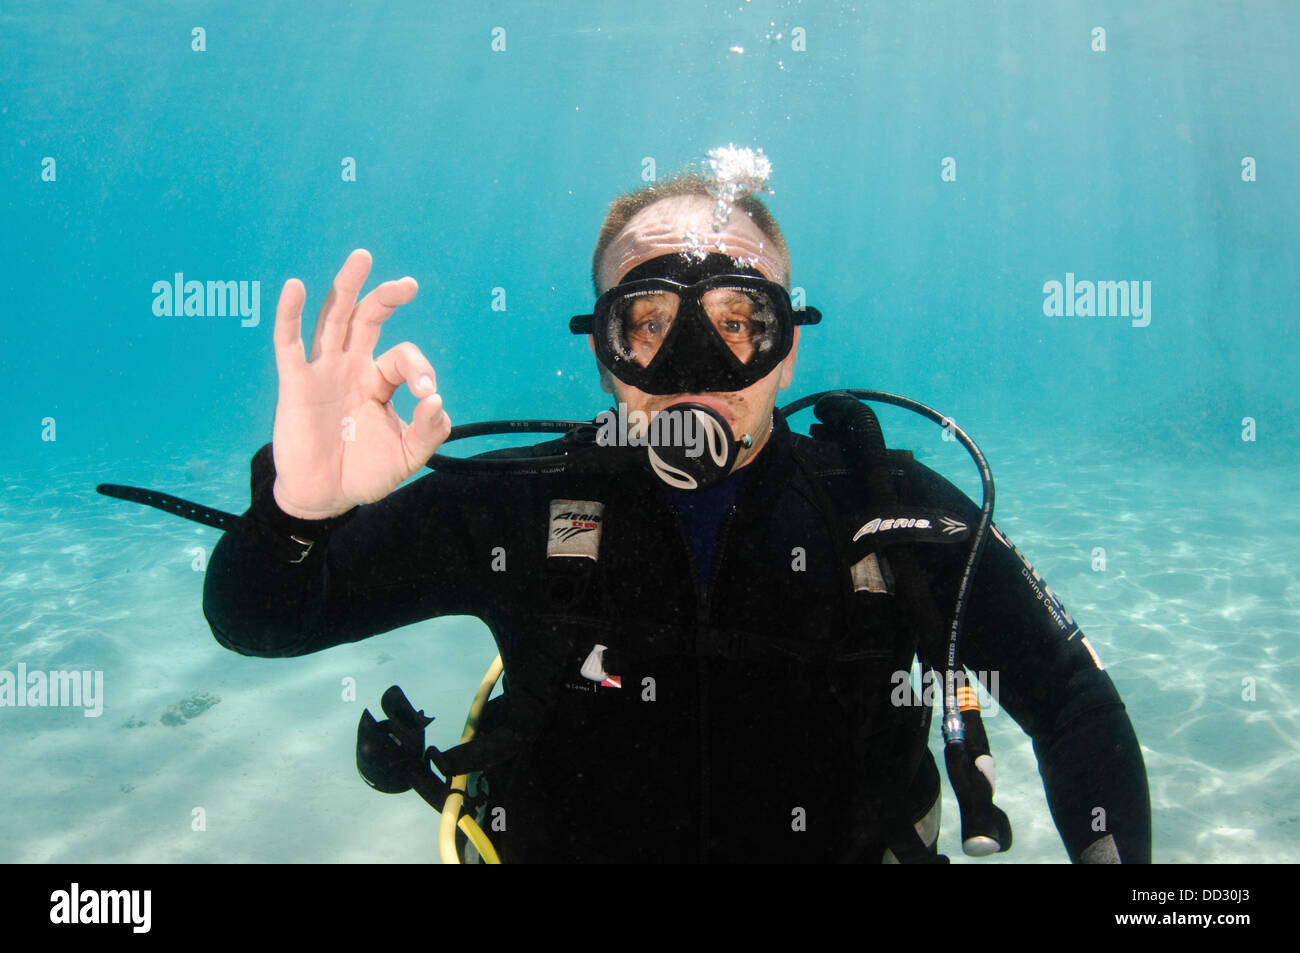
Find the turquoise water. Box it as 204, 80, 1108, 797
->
1, 1, 1296, 863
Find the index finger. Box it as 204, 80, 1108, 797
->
342, 275, 419, 356
308, 249, 374, 361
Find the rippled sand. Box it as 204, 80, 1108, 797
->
1, 434, 1295, 863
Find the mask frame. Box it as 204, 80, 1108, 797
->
570, 254, 821, 395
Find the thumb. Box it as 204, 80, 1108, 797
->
402, 392, 452, 469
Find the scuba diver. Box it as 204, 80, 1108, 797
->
104, 173, 1151, 863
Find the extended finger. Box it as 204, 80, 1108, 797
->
403, 392, 452, 470
273, 278, 307, 377
372, 341, 438, 406
308, 249, 372, 361
343, 275, 419, 356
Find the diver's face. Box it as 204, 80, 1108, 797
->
593, 195, 798, 470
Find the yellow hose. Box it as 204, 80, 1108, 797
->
439, 654, 505, 864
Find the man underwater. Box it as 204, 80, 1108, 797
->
201, 174, 1152, 863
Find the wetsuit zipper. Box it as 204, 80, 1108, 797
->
695, 503, 738, 862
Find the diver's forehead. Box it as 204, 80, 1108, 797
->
599, 195, 785, 291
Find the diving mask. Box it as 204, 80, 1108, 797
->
570, 253, 821, 396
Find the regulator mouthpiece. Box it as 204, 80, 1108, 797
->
645, 402, 746, 491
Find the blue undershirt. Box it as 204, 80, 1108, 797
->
665, 466, 750, 582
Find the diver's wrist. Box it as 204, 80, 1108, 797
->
248, 444, 357, 560
271, 477, 353, 522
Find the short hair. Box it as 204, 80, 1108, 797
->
590, 173, 792, 295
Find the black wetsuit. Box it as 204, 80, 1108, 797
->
203, 411, 1151, 863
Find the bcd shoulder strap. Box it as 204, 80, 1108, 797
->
797, 393, 961, 861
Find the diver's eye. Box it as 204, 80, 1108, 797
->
699, 287, 780, 364
632, 316, 666, 335
628, 313, 674, 341
612, 291, 680, 366
627, 293, 675, 318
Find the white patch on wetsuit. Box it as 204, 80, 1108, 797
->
547, 500, 604, 560
580, 644, 622, 688
850, 553, 894, 594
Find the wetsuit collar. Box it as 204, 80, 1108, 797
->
724, 407, 797, 517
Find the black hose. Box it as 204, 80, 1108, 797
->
782, 390, 996, 743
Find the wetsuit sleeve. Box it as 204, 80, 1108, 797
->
898, 458, 1152, 863
202, 443, 496, 658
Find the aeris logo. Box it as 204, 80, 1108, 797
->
852, 513, 968, 541
853, 516, 933, 538
547, 500, 605, 560
552, 509, 601, 542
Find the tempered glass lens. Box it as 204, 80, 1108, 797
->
608, 290, 678, 367
607, 286, 781, 367
700, 286, 780, 363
